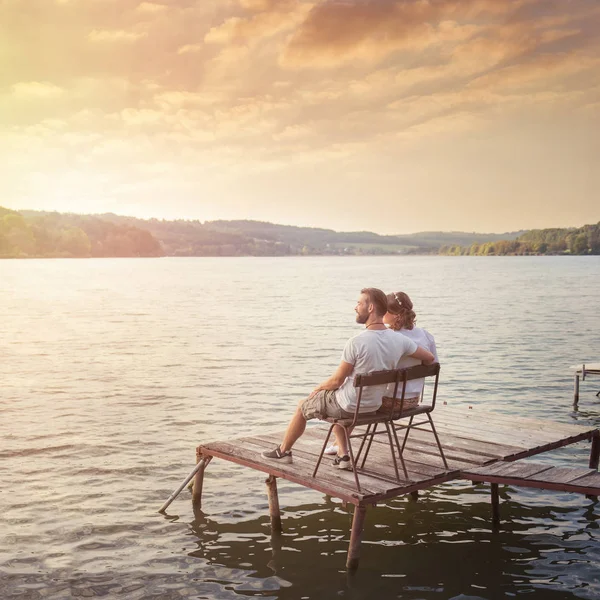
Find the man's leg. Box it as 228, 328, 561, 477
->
280, 402, 308, 452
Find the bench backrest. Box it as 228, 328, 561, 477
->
353, 363, 441, 412
354, 363, 440, 387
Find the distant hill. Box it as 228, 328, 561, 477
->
439, 223, 600, 255
2, 206, 534, 258
2, 208, 163, 258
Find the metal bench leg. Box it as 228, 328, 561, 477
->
359, 423, 379, 469
427, 414, 449, 469
344, 426, 362, 492
384, 422, 401, 481
400, 415, 415, 455
313, 424, 335, 479
355, 423, 373, 467
391, 422, 409, 479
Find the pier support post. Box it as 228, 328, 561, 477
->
346, 504, 367, 572
409, 491, 419, 502
589, 432, 600, 470
192, 449, 211, 510
265, 475, 282, 534
491, 483, 500, 530
574, 374, 580, 407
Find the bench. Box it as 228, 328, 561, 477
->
312, 363, 447, 492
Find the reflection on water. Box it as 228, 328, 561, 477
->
1, 256, 599, 599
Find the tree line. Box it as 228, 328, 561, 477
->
3, 205, 598, 258
0, 207, 163, 258
439, 222, 600, 256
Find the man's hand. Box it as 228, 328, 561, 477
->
309, 361, 354, 397
410, 346, 435, 365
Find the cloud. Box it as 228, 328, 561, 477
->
204, 1, 309, 45
88, 29, 147, 42
11, 82, 64, 99
1, 0, 599, 231
280, 0, 524, 68
136, 2, 168, 13
177, 43, 203, 54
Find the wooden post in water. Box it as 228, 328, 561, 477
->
574, 374, 580, 407
192, 448, 211, 510
589, 432, 600, 470
265, 475, 282, 534
346, 504, 367, 572
490, 483, 500, 529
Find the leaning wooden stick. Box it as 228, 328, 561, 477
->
158, 459, 206, 513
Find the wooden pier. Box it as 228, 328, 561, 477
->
571, 362, 600, 406
185, 405, 599, 571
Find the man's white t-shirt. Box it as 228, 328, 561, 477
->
335, 329, 418, 413
386, 327, 438, 399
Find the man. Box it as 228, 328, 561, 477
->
261, 288, 435, 469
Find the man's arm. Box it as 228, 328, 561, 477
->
309, 361, 354, 397
409, 346, 435, 365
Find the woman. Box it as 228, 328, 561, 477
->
381, 291, 438, 412
325, 291, 438, 454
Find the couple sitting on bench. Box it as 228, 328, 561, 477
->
261, 287, 437, 470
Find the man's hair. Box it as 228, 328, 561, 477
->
360, 287, 388, 317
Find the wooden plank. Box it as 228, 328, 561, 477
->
300, 426, 474, 474
461, 461, 600, 494
205, 428, 462, 505
200, 442, 369, 503
433, 412, 574, 443
435, 415, 594, 449
298, 429, 455, 479
569, 472, 600, 489
435, 406, 594, 435
218, 435, 391, 495
243, 434, 397, 494
432, 421, 545, 450
527, 466, 598, 485
433, 417, 591, 450
219, 431, 455, 494
379, 426, 522, 460
459, 473, 600, 496
357, 429, 488, 467
464, 461, 553, 480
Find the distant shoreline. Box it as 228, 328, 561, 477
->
2, 206, 598, 258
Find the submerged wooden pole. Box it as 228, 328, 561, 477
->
346, 504, 367, 572
159, 459, 205, 513
490, 483, 500, 529
574, 374, 580, 407
192, 450, 212, 510
589, 432, 600, 470
265, 475, 282, 533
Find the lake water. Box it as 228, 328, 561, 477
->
1, 256, 600, 599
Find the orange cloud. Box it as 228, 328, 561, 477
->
280, 0, 531, 68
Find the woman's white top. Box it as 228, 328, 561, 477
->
386, 327, 438, 399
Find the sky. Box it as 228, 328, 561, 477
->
1, 0, 599, 235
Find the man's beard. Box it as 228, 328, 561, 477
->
355, 311, 368, 324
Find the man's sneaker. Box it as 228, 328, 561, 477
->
332, 455, 352, 470
324, 444, 339, 455
261, 446, 292, 463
